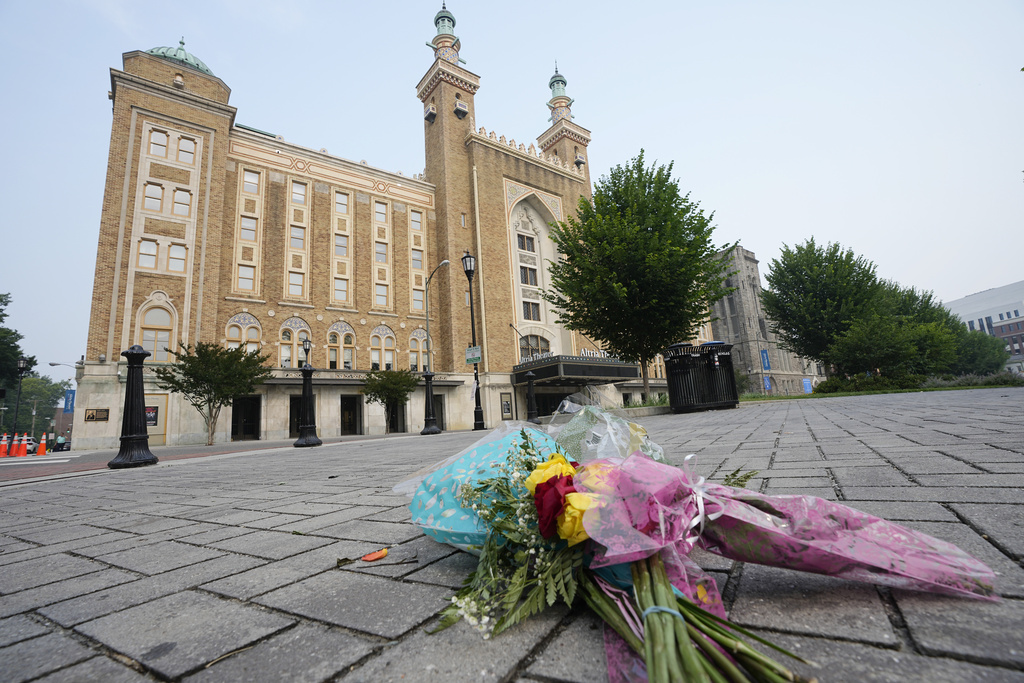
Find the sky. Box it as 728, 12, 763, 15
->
1, 0, 1022, 386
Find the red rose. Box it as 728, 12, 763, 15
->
534, 474, 576, 539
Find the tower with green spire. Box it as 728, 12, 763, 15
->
537, 64, 591, 182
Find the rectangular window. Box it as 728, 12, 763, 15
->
999, 313, 1005, 320
375, 202, 388, 223
167, 244, 186, 272
237, 265, 255, 290
461, 213, 466, 227
149, 130, 167, 157
177, 138, 195, 164
292, 182, 306, 205
240, 216, 257, 241
334, 278, 348, 301
375, 284, 388, 307
518, 234, 535, 252
1015, 310, 1020, 318
520, 267, 538, 286
411, 210, 422, 230
413, 290, 424, 310
334, 234, 348, 257
411, 249, 423, 270
243, 170, 260, 194
375, 242, 387, 263
289, 272, 304, 297
290, 226, 305, 250
144, 183, 163, 212
329, 348, 338, 369
523, 301, 541, 320
343, 348, 353, 370
968, 320, 975, 331
172, 189, 191, 217
137, 240, 157, 269
335, 192, 348, 214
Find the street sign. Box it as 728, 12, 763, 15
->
465, 345, 481, 364
763, 376, 772, 392
64, 390, 75, 414
760, 349, 771, 371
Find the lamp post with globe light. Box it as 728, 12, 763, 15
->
461, 251, 485, 430
421, 259, 449, 435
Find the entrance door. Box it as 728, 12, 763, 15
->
432, 394, 445, 430
289, 395, 302, 439
231, 395, 261, 441
340, 395, 362, 435
387, 402, 406, 434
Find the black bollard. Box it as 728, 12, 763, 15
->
108, 345, 159, 469
526, 371, 540, 425
421, 371, 442, 435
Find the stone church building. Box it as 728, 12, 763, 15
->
74, 6, 654, 448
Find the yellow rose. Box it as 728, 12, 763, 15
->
575, 461, 615, 495
556, 492, 593, 546
524, 453, 577, 495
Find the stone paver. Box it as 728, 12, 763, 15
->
0, 388, 1019, 681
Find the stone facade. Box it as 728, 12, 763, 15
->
74, 12, 622, 448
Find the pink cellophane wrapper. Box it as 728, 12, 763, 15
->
576, 454, 997, 601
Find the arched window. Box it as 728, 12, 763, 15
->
328, 332, 340, 369
650, 354, 666, 379
343, 333, 355, 369
370, 325, 396, 370
327, 322, 356, 370
410, 329, 430, 372
280, 329, 292, 368
279, 318, 311, 368
140, 307, 172, 361
226, 313, 262, 353
519, 335, 550, 361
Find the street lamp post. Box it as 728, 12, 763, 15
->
421, 259, 450, 435
7, 358, 29, 453
107, 345, 158, 468
461, 251, 486, 431
294, 337, 322, 447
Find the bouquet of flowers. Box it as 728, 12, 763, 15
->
399, 407, 996, 682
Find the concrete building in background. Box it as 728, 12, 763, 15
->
943, 280, 1024, 372
74, 6, 656, 448
709, 246, 826, 394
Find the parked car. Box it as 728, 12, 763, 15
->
21, 437, 38, 454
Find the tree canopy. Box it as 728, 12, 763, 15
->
152, 342, 271, 445
544, 151, 734, 396
0, 293, 34, 388
361, 369, 419, 434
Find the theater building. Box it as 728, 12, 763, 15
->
73, 6, 660, 448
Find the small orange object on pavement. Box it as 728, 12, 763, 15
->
37, 433, 47, 456
361, 548, 389, 562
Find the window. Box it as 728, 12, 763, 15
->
517, 234, 535, 252
167, 244, 186, 272
137, 240, 157, 269
968, 320, 975, 331
243, 170, 260, 194
173, 189, 191, 217
412, 290, 424, 310
519, 335, 549, 360
523, 301, 541, 320
375, 202, 387, 223
144, 183, 163, 212
334, 234, 348, 257
1016, 310, 1020, 318
227, 325, 242, 349
411, 249, 423, 270
292, 182, 306, 205
227, 324, 261, 353
140, 307, 172, 361
460, 213, 466, 227
280, 328, 309, 368
280, 330, 292, 368
370, 334, 394, 370
411, 210, 422, 231
289, 272, 304, 297
343, 334, 355, 369
375, 284, 388, 307
409, 338, 420, 372
237, 265, 255, 290
177, 138, 195, 164
149, 130, 167, 157
999, 313, 1005, 321
334, 278, 348, 302
290, 226, 305, 250
520, 267, 538, 286
240, 216, 257, 241
375, 242, 387, 263
328, 332, 340, 369
335, 192, 348, 214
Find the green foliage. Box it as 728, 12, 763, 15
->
0, 293, 34, 389
829, 314, 957, 377
3, 375, 71, 439
360, 369, 420, 433
760, 238, 881, 367
952, 330, 1010, 375
813, 374, 926, 393
545, 151, 734, 397
721, 466, 759, 489
920, 372, 1024, 389
152, 341, 271, 445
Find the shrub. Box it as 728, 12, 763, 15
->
813, 374, 925, 394
920, 372, 1024, 389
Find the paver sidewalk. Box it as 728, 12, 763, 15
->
0, 388, 1021, 682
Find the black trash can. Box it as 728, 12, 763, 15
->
664, 342, 739, 413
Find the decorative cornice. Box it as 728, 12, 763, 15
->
111, 69, 237, 122
537, 119, 592, 151
466, 128, 585, 182
416, 59, 481, 102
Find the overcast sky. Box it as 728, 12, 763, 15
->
2, 0, 1021, 385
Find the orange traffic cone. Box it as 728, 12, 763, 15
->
15, 434, 27, 457
0, 434, 7, 456
37, 433, 46, 456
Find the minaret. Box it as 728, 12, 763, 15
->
416, 4, 482, 373
537, 64, 592, 190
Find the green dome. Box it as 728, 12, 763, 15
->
145, 39, 214, 76
434, 3, 456, 33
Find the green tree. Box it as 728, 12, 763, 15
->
760, 239, 881, 371
952, 330, 1010, 375
152, 342, 272, 445
4, 374, 70, 439
544, 152, 734, 397
0, 293, 34, 388
361, 369, 420, 434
